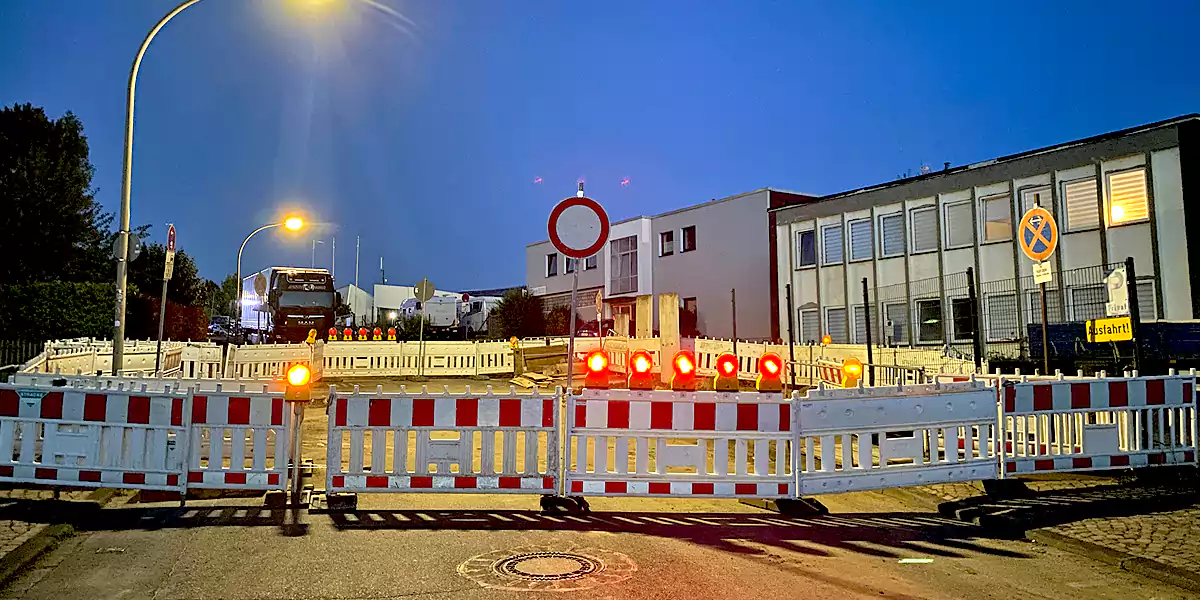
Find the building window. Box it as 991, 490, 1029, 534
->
1062, 177, 1100, 231
799, 308, 819, 342
565, 258, 577, 274
684, 297, 697, 313
950, 297, 975, 341
821, 224, 844, 265
910, 206, 938, 253
609, 236, 638, 294
1106, 168, 1149, 226
884, 302, 908, 344
545, 253, 558, 277
981, 194, 1012, 242
852, 304, 878, 344
1028, 290, 1063, 324
848, 219, 873, 261
584, 255, 597, 270
915, 298, 943, 343
659, 231, 674, 256
1136, 280, 1157, 320
1068, 285, 1105, 322
825, 307, 847, 344
1020, 186, 1050, 216
985, 294, 1018, 341
944, 201, 974, 248
681, 226, 697, 252
796, 230, 816, 267
879, 213, 904, 257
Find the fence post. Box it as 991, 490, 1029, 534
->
786, 284, 796, 390
861, 278, 874, 386
1126, 256, 1141, 373
966, 267, 983, 374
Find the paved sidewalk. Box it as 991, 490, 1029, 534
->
0, 488, 119, 584
0, 490, 90, 559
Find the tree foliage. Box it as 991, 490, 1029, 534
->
545, 305, 584, 336
492, 289, 545, 339
0, 282, 115, 340
393, 314, 431, 341
126, 242, 204, 307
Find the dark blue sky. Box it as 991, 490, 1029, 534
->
3, 0, 1197, 290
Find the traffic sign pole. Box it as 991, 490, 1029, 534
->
155, 224, 176, 374
548, 182, 610, 393
1019, 202, 1059, 375
1126, 257, 1140, 373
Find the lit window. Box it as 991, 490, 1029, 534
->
916, 298, 942, 343
981, 194, 1012, 242
879, 213, 904, 257
821, 224, 844, 265
944, 201, 974, 248
796, 230, 816, 267
848, 219, 873, 261
1107, 168, 1149, 226
659, 231, 674, 256
1062, 178, 1100, 231
911, 207, 937, 253
681, 226, 697, 252
546, 253, 558, 277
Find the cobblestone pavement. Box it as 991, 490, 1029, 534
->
1048, 507, 1200, 574
0, 490, 94, 560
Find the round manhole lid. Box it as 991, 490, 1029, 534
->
459, 546, 636, 592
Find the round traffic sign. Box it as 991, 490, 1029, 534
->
253, 273, 268, 296
415, 278, 435, 303
548, 197, 610, 260
1018, 207, 1058, 262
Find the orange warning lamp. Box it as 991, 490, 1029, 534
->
842, 357, 863, 388
628, 350, 655, 390
821, 334, 832, 346
714, 352, 739, 391
671, 350, 697, 391
584, 349, 610, 389
284, 363, 312, 402
358, 327, 369, 341
387, 327, 397, 341
343, 327, 353, 341
327, 327, 338, 341
372, 327, 383, 341
756, 353, 784, 393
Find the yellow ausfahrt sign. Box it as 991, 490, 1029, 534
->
1087, 316, 1133, 343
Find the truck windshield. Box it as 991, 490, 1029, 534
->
278, 291, 333, 308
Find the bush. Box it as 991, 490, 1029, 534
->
126, 296, 208, 341
492, 289, 545, 339
0, 282, 115, 340
545, 305, 584, 336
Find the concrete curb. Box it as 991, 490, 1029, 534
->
0, 524, 73, 586
1028, 529, 1200, 593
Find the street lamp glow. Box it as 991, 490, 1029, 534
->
388, 311, 397, 320
284, 217, 304, 231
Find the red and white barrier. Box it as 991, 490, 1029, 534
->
816, 361, 843, 387
564, 390, 794, 498
1001, 376, 1198, 475
796, 381, 999, 495
0, 385, 188, 491
187, 391, 291, 490
326, 386, 558, 494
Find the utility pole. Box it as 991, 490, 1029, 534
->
331, 237, 336, 280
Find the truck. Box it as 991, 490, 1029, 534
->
398, 296, 459, 330
240, 267, 336, 343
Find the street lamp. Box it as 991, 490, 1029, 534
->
235, 218, 305, 338
111, 0, 338, 369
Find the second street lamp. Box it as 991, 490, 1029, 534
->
235, 217, 305, 339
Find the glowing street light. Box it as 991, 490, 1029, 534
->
234, 217, 307, 338
285, 217, 304, 231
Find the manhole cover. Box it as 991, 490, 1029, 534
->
458, 546, 637, 592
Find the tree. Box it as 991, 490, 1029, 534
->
0, 104, 112, 284
201, 274, 239, 318
491, 289, 545, 339
545, 305, 583, 336
126, 242, 204, 307
393, 314, 430, 341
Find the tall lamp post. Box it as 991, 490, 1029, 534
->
236, 218, 304, 337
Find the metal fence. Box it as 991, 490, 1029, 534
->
0, 340, 43, 368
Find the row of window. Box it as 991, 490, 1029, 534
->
795, 167, 1151, 268
659, 225, 697, 257
545, 252, 597, 277
797, 281, 1156, 345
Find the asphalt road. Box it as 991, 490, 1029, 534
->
2, 490, 1192, 600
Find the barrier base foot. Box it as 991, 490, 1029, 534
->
264, 490, 287, 508
981, 479, 1033, 499
540, 495, 589, 514
740, 497, 828, 517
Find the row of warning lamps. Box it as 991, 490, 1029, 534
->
579, 349, 865, 392
327, 327, 397, 341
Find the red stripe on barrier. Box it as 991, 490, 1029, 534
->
0, 390, 18, 417
456, 398, 479, 427
543, 477, 554, 490
735, 483, 757, 495
366, 476, 388, 488
1110, 455, 1130, 467
1185, 382, 1194, 406
1005, 462, 1016, 473
40, 392, 63, 420
268, 474, 280, 486
574, 403, 586, 428
410, 476, 433, 488
412, 399, 435, 427
1004, 386, 1015, 413
224, 473, 247, 485
128, 396, 151, 424
167, 474, 178, 486
543, 399, 554, 427
779, 404, 790, 432
607, 401, 630, 429
192, 396, 208, 424
271, 398, 284, 426
228, 397, 251, 425
1033, 386, 1053, 411
335, 398, 346, 427
694, 403, 716, 430
499, 477, 520, 489
84, 393, 107, 421
79, 471, 101, 482
650, 402, 672, 429
0, 466, 12, 477
1146, 379, 1165, 405
123, 473, 146, 485
499, 399, 521, 427
332, 476, 344, 488
171, 398, 183, 426
188, 472, 203, 483
454, 477, 476, 489
570, 480, 583, 493
1108, 382, 1128, 407
34, 468, 57, 480
1070, 383, 1091, 409
692, 483, 714, 495
648, 482, 671, 494
368, 398, 391, 427
736, 404, 759, 431
1072, 457, 1092, 469
1148, 452, 1166, 465
605, 481, 627, 493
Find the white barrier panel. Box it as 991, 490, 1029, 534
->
225, 343, 319, 381
565, 390, 794, 498
322, 341, 514, 378
796, 381, 998, 495
327, 386, 559, 494
0, 384, 187, 491
9, 372, 281, 394
188, 391, 290, 490
816, 361, 842, 387
1001, 376, 1198, 475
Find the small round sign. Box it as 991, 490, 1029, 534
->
415, 278, 435, 303
548, 197, 610, 260
1019, 207, 1058, 262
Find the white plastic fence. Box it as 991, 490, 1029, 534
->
224, 342, 323, 381
188, 391, 291, 490
321, 341, 514, 378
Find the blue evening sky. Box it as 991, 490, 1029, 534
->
2, 0, 1197, 289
